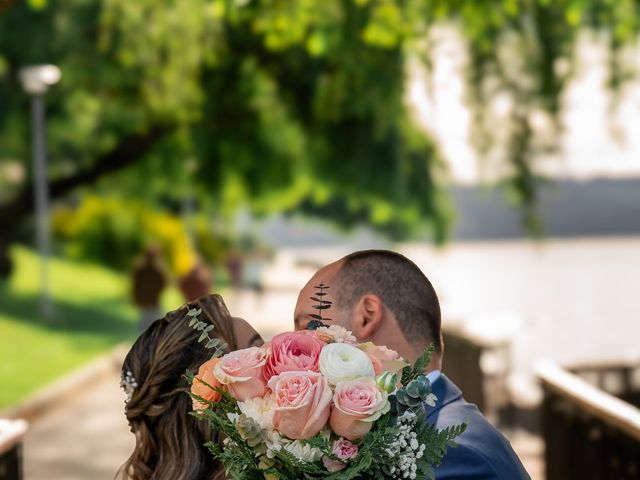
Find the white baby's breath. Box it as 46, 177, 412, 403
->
383, 412, 425, 479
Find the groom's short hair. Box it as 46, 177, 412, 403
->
334, 250, 442, 353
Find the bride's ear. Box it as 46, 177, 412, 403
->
352, 294, 384, 340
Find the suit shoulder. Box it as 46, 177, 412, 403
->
432, 401, 530, 479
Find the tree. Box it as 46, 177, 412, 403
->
1, 0, 638, 276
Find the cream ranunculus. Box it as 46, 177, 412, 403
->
318, 343, 375, 386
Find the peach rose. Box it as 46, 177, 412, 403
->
191, 357, 224, 410
213, 347, 267, 401
268, 370, 332, 439
263, 331, 326, 382
358, 342, 408, 376
329, 377, 389, 441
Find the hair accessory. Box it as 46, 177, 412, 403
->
120, 370, 138, 402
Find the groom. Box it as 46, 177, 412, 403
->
294, 250, 530, 479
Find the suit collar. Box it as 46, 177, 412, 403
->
425, 374, 463, 419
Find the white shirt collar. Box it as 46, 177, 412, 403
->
426, 369, 441, 384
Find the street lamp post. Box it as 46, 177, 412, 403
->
19, 64, 61, 320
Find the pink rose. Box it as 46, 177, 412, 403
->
263, 331, 325, 382
332, 438, 358, 460
322, 456, 347, 473
322, 432, 359, 472
213, 347, 267, 401
268, 370, 332, 439
330, 377, 389, 441
358, 342, 408, 376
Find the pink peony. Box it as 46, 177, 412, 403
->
213, 347, 267, 401
268, 370, 332, 439
263, 331, 326, 382
329, 377, 389, 441
358, 342, 408, 376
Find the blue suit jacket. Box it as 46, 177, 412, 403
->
425, 375, 530, 479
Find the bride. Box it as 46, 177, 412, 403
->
117, 294, 262, 480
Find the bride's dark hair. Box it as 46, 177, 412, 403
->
117, 295, 239, 480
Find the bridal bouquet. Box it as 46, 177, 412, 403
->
186, 290, 465, 479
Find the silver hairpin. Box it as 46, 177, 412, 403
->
120, 370, 138, 402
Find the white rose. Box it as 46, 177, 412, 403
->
319, 343, 375, 385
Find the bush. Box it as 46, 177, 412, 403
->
52, 195, 196, 275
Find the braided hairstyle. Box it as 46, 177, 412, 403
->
117, 295, 240, 480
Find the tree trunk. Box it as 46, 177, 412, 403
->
0, 124, 171, 278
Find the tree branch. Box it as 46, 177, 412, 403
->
0, 124, 171, 232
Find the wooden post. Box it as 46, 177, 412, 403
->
0, 419, 28, 480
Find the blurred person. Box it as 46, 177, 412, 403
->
118, 294, 262, 480
243, 249, 267, 305
178, 260, 212, 302
224, 249, 243, 293
294, 250, 530, 479
131, 245, 167, 333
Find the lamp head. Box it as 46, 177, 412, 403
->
19, 65, 61, 95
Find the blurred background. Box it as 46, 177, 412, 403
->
1, 0, 640, 479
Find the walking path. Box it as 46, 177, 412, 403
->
23, 367, 134, 480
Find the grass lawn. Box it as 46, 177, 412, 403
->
0, 246, 183, 410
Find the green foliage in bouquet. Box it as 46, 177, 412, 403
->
402, 345, 434, 385
306, 283, 332, 331
187, 308, 226, 357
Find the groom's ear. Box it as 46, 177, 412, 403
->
352, 294, 384, 339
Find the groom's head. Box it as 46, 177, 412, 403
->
294, 250, 442, 365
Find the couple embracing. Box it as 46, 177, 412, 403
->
119, 250, 530, 480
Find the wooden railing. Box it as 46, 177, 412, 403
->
569, 359, 640, 408
537, 360, 640, 480
443, 325, 512, 424
0, 419, 27, 480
